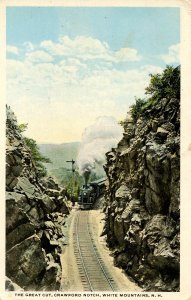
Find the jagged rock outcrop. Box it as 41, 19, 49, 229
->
103, 93, 180, 291
6, 107, 70, 291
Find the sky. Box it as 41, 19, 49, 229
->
6, 7, 180, 143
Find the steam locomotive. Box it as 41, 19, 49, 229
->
78, 177, 106, 209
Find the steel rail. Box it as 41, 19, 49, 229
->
86, 211, 115, 291
75, 211, 93, 291
74, 210, 117, 291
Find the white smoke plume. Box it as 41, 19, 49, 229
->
77, 116, 123, 176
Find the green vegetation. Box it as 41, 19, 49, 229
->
18, 123, 52, 178
129, 65, 180, 122
129, 97, 146, 122
50, 167, 101, 201
39, 142, 105, 200
24, 137, 51, 177
18, 123, 28, 133
145, 65, 180, 100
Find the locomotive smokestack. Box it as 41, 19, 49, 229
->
84, 170, 91, 188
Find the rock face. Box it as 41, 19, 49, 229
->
103, 95, 180, 291
6, 107, 70, 291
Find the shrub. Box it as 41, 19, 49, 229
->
17, 122, 51, 178
130, 97, 146, 122
145, 65, 180, 100
129, 65, 180, 123
24, 137, 51, 178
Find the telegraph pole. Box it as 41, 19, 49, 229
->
66, 159, 75, 173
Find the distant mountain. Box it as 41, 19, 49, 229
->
38, 142, 80, 171
38, 141, 104, 196
38, 141, 106, 186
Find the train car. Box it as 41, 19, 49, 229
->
78, 177, 106, 209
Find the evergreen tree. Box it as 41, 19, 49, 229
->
18, 123, 51, 177
129, 65, 180, 123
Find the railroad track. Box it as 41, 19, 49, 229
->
73, 210, 118, 291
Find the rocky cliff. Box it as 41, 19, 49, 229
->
103, 67, 180, 291
6, 107, 70, 291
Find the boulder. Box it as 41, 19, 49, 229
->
7, 222, 35, 250
121, 199, 141, 221
6, 175, 18, 191
16, 177, 36, 198
5, 277, 23, 291
145, 187, 165, 214
6, 192, 31, 212
46, 189, 60, 198
40, 194, 56, 214
6, 199, 29, 234
156, 127, 169, 138
115, 184, 130, 202
6, 236, 47, 288
39, 264, 61, 291
143, 215, 176, 239
113, 216, 124, 246
27, 206, 41, 223
147, 237, 178, 272
60, 199, 70, 215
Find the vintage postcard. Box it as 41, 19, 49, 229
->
1, 0, 191, 300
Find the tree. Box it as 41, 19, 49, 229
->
130, 97, 146, 122
24, 137, 51, 163
18, 123, 28, 133
128, 65, 180, 124
24, 137, 51, 178
145, 65, 180, 100
18, 123, 51, 178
